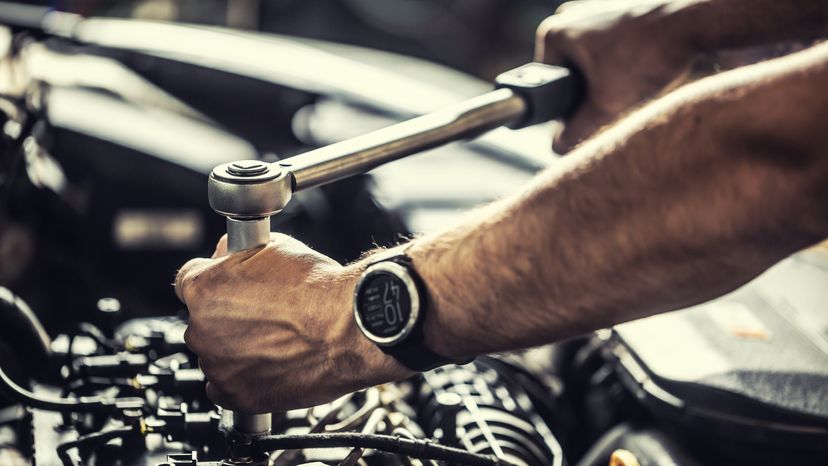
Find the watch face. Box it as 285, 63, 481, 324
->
355, 269, 415, 344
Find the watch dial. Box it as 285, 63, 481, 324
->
357, 272, 412, 339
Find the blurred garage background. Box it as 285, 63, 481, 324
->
19, 0, 560, 79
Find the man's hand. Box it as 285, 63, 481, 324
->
174, 234, 411, 413
537, 0, 828, 153
536, 0, 700, 153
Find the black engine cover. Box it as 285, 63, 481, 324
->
608, 248, 828, 465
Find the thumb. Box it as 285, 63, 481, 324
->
212, 234, 229, 259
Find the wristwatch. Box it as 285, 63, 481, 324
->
353, 253, 458, 372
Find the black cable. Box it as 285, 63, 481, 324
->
56, 426, 135, 466
255, 432, 515, 466
0, 364, 143, 414
0, 287, 52, 378
0, 364, 101, 412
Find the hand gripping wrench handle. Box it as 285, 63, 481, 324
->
206, 62, 584, 436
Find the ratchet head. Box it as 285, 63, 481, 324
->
207, 160, 293, 220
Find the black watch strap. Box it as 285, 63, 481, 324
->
378, 318, 453, 372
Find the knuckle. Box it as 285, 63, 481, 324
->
180, 273, 201, 297
181, 270, 212, 303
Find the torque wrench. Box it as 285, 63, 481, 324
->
207, 62, 583, 436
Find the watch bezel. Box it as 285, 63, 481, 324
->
353, 261, 421, 347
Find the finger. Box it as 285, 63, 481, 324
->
212, 234, 229, 259
552, 101, 610, 154
197, 357, 211, 375
184, 326, 206, 355
535, 15, 567, 64
174, 257, 214, 303
183, 327, 196, 353
205, 381, 234, 409
555, 0, 583, 14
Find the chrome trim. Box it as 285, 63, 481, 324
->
289, 88, 525, 192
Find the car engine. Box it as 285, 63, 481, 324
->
1, 309, 563, 466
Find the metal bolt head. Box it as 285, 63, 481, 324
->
211, 160, 281, 184
227, 161, 269, 177
97, 297, 121, 314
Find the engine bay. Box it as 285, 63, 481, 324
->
3, 251, 827, 466
17, 313, 565, 466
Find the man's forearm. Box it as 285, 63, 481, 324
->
402, 42, 828, 360
681, 0, 828, 51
